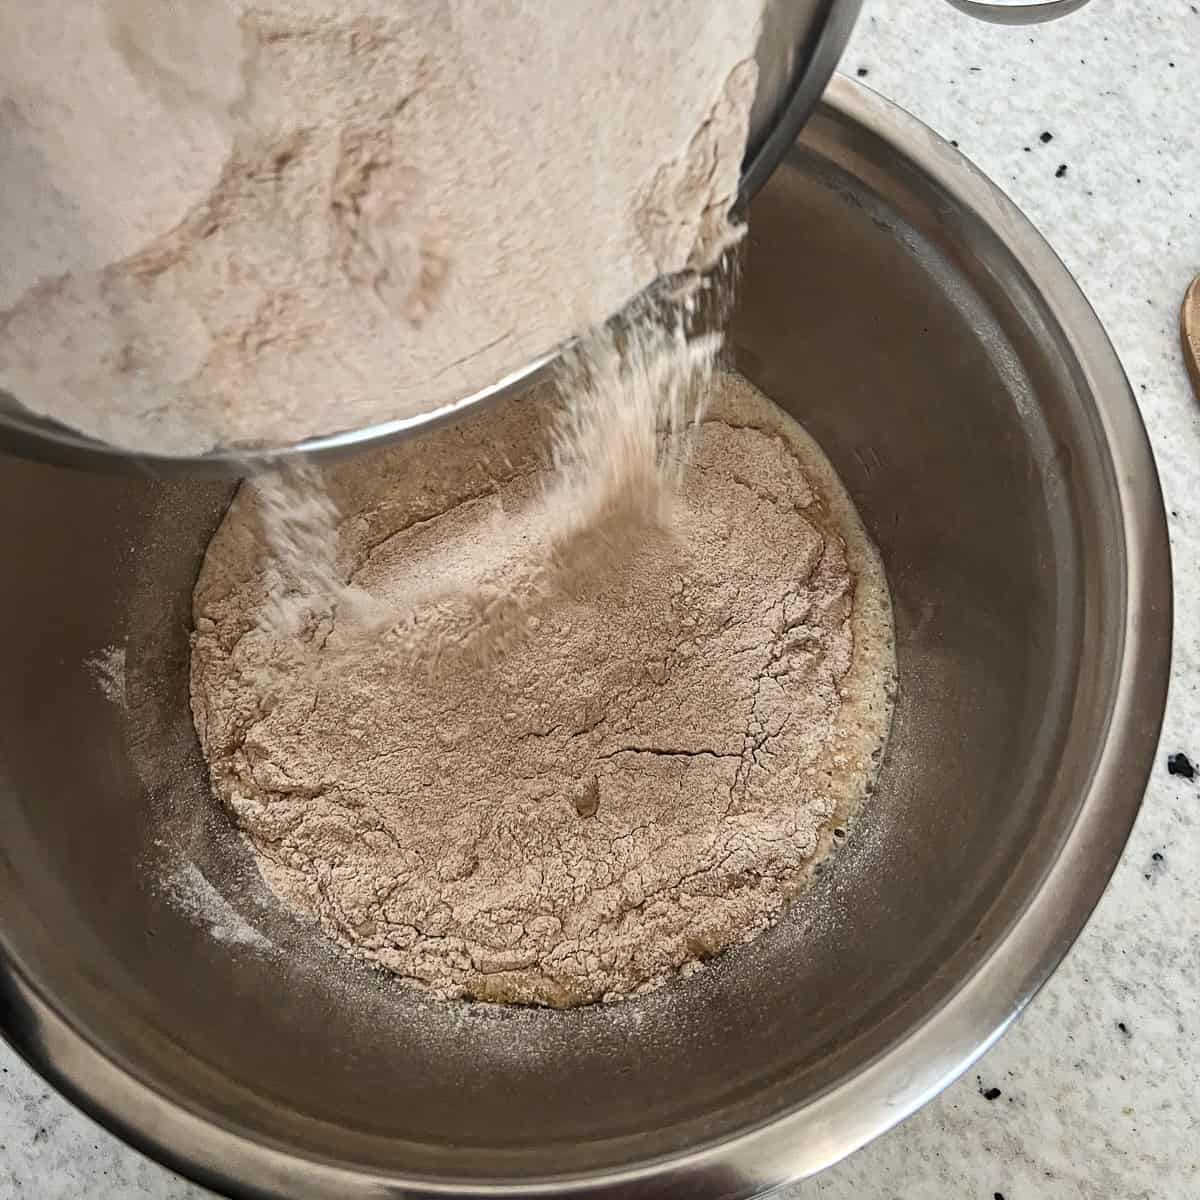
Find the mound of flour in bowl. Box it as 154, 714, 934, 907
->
189, 374, 895, 1006
0, 0, 762, 454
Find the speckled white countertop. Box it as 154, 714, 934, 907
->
2, 2, 1197, 1197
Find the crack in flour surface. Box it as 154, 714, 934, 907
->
190, 374, 895, 1006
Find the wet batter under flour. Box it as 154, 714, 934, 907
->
189, 374, 894, 1006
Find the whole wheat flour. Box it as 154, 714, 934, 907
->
189, 374, 895, 1006
0, 0, 762, 455
250, 294, 726, 661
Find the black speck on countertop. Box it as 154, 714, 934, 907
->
995, 1193, 1006, 1200
1167, 751, 1195, 779
1055, 163, 1068, 178
856, 66, 869, 77
978, 1080, 1002, 1101
1117, 1021, 1130, 1036
1040, 130, 1053, 143
1152, 851, 1164, 862
950, 139, 959, 148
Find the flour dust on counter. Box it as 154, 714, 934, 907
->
189, 374, 896, 1007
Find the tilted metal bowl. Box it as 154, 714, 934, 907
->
0, 77, 1168, 1198
0, 0, 1090, 470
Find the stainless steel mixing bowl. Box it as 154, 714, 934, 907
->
0, 77, 1169, 1199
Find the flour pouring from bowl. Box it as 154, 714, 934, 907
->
0, 0, 1089, 469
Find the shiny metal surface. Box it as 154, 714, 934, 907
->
0, 0, 1092, 471
741, 0, 864, 201
0, 76, 1170, 1199
944, 0, 1093, 22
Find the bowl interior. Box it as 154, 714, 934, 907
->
0, 98, 1134, 1190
